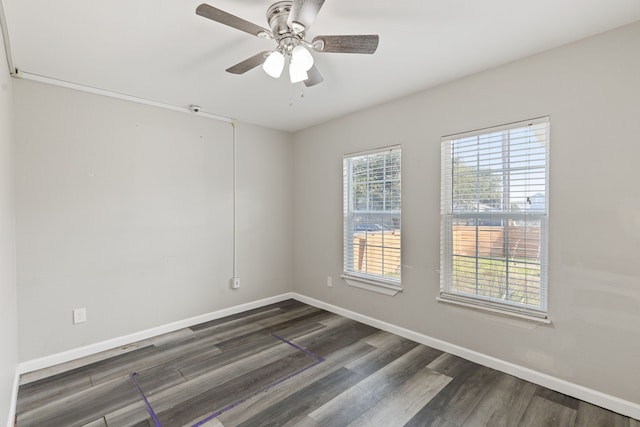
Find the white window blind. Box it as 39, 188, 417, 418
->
440, 117, 549, 318
343, 146, 401, 288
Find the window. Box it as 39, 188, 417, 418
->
440, 117, 549, 319
343, 146, 401, 293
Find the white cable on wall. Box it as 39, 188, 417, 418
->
231, 120, 238, 282
0, 0, 15, 75
12, 69, 241, 289
14, 71, 233, 124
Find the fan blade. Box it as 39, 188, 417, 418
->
196, 3, 271, 38
312, 35, 379, 54
288, 0, 325, 31
304, 65, 324, 87
225, 51, 270, 74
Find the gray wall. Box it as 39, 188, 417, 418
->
0, 29, 18, 427
14, 79, 294, 361
293, 21, 640, 404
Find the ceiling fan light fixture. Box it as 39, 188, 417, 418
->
262, 50, 285, 78
289, 61, 308, 83
291, 45, 314, 71
196, 1, 380, 86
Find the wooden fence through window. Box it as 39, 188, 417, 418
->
452, 226, 541, 259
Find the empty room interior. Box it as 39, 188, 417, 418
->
1, 0, 640, 426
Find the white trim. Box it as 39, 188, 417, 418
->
17, 293, 295, 375
342, 275, 401, 296
12, 71, 233, 124
6, 370, 18, 427
291, 293, 640, 420
343, 144, 401, 159
436, 295, 551, 324
442, 116, 549, 140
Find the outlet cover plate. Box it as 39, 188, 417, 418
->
73, 308, 87, 324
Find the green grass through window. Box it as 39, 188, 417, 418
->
452, 256, 542, 308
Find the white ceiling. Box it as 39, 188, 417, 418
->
2, 0, 640, 132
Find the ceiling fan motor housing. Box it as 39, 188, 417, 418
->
267, 1, 303, 48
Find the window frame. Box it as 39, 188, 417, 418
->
439, 117, 550, 321
342, 145, 402, 295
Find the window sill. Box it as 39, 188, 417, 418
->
341, 275, 402, 296
436, 295, 551, 325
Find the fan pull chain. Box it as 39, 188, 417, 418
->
288, 84, 305, 107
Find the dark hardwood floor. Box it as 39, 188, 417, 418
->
15, 299, 640, 427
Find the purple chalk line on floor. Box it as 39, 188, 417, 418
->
190, 334, 325, 427
271, 333, 325, 363
127, 333, 323, 427
130, 372, 163, 427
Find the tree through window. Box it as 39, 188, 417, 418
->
343, 146, 401, 288
440, 118, 549, 318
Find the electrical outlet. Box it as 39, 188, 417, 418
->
73, 308, 86, 324
327, 276, 333, 287
231, 277, 240, 289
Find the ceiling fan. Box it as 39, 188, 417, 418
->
196, 0, 379, 87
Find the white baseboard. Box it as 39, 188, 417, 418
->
12, 291, 640, 422
17, 293, 295, 375
291, 292, 640, 421
6, 370, 18, 427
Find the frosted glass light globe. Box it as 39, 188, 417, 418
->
291, 45, 314, 71
262, 51, 285, 78
289, 61, 309, 83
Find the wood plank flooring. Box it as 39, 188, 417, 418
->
15, 299, 640, 427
